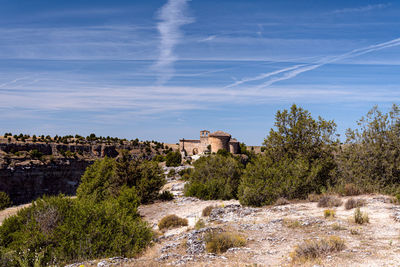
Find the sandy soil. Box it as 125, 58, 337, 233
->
0, 203, 30, 225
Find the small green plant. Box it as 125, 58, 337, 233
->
159, 191, 174, 201
354, 207, 369, 224
0, 191, 11, 210
205, 231, 246, 254
324, 209, 335, 219
292, 236, 345, 261
158, 214, 188, 230
318, 195, 343, 208
202, 205, 216, 217
194, 218, 206, 230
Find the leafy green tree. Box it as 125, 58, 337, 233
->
166, 151, 182, 167
77, 154, 165, 204
337, 104, 400, 193
184, 154, 242, 200
239, 104, 338, 206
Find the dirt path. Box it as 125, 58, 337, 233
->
0, 203, 30, 225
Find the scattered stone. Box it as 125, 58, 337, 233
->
209, 204, 260, 222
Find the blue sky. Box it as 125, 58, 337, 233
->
1, 0, 400, 144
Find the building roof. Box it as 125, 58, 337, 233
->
229, 138, 239, 143
209, 131, 231, 137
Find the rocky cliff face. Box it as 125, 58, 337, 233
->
0, 159, 92, 204
0, 143, 120, 204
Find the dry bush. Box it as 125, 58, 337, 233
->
344, 183, 361, 196
317, 195, 343, 208
345, 198, 366, 210
158, 214, 188, 230
350, 228, 360, 235
34, 206, 61, 235
205, 231, 246, 254
292, 236, 345, 261
307, 193, 321, 202
275, 197, 290, 206
324, 209, 335, 219
284, 219, 302, 228
202, 205, 216, 217
354, 208, 369, 224
331, 223, 346, 231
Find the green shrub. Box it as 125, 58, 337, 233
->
168, 169, 176, 177
152, 155, 165, 162
29, 149, 43, 160
205, 232, 246, 254
0, 192, 11, 211
166, 151, 181, 167
0, 192, 152, 266
317, 195, 342, 208
337, 105, 400, 194
184, 154, 242, 200
239, 104, 337, 207
354, 208, 369, 224
158, 214, 188, 230
77, 155, 165, 204
159, 191, 174, 201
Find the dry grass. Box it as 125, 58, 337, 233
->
275, 197, 290, 206
158, 214, 188, 230
331, 223, 347, 231
205, 231, 246, 254
345, 198, 366, 210
202, 205, 216, 217
317, 195, 343, 208
354, 208, 369, 224
307, 193, 321, 202
344, 183, 361, 196
324, 209, 335, 219
194, 218, 206, 230
292, 236, 345, 261
284, 219, 302, 228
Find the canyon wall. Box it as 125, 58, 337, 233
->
0, 159, 92, 204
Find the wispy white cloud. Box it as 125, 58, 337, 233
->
224, 64, 305, 88
228, 37, 400, 89
154, 0, 193, 84
332, 3, 390, 14
198, 35, 217, 42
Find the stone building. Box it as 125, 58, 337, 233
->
179, 130, 240, 156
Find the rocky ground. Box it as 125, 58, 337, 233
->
2, 171, 400, 266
